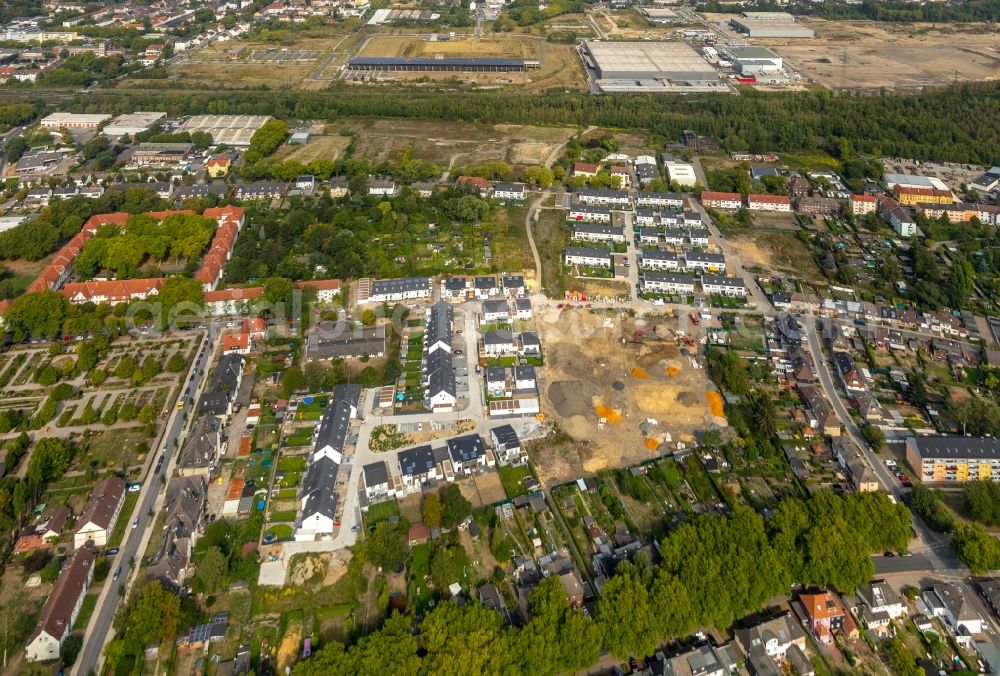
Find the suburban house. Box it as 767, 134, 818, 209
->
923, 583, 984, 643
688, 228, 710, 247
74, 476, 126, 549
425, 300, 454, 354
853, 580, 906, 635
490, 424, 524, 466
146, 476, 205, 592
222, 332, 250, 355
368, 179, 397, 197
636, 191, 684, 209
297, 456, 338, 541
577, 188, 631, 208
799, 591, 858, 643
567, 204, 612, 223
198, 354, 244, 420
493, 183, 526, 201
362, 461, 400, 506
573, 224, 626, 243
833, 351, 866, 392
25, 547, 95, 662
700, 275, 747, 297
177, 415, 222, 477
684, 251, 726, 273
398, 445, 440, 491
641, 272, 696, 295
747, 194, 792, 212
368, 277, 432, 303
425, 349, 457, 412
850, 194, 877, 215
700, 191, 742, 210
482, 300, 510, 323
734, 612, 806, 663
205, 153, 230, 177
564, 247, 612, 268
483, 330, 516, 356
639, 250, 680, 271
295, 279, 342, 304
442, 276, 469, 299
518, 332, 541, 357
501, 274, 526, 297
572, 162, 600, 177
514, 298, 532, 320
472, 276, 499, 299
305, 325, 387, 361
328, 179, 349, 198
447, 434, 492, 475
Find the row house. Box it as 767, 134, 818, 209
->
482, 299, 510, 323
684, 251, 726, 273
636, 191, 685, 209
639, 249, 680, 271
747, 194, 791, 212
797, 196, 842, 216
193, 206, 246, 292
893, 185, 952, 206
369, 277, 432, 302
203, 287, 265, 316
493, 183, 526, 201
638, 227, 661, 245
850, 193, 878, 215
701, 275, 747, 297
60, 278, 165, 305
501, 274, 526, 297
576, 188, 631, 208
567, 204, 611, 223
564, 247, 612, 268
641, 272, 696, 295
572, 224, 626, 243
472, 275, 500, 299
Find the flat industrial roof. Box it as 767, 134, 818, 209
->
349, 56, 524, 67
728, 46, 781, 61
909, 436, 1000, 461
179, 114, 272, 146
584, 41, 718, 80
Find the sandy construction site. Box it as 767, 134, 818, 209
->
532, 307, 725, 483
771, 20, 1000, 90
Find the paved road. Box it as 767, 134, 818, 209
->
74, 324, 218, 676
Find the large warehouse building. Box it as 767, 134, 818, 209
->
178, 114, 272, 147
582, 41, 719, 82
727, 46, 783, 75
347, 57, 534, 72
729, 12, 814, 38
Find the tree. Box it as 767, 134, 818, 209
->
197, 546, 228, 593
157, 276, 205, 329
439, 483, 472, 528
951, 523, 1000, 574
166, 353, 186, 372
282, 365, 303, 397
597, 563, 659, 659
963, 480, 1000, 526
909, 484, 954, 532
421, 492, 443, 528
115, 355, 137, 380
366, 521, 407, 571
40, 557, 60, 583
861, 424, 885, 453
360, 309, 377, 326
137, 403, 156, 425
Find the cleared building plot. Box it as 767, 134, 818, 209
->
729, 12, 814, 38
581, 40, 728, 93
178, 114, 272, 147
772, 20, 1000, 90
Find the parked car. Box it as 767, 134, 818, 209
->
113, 566, 122, 581
132, 517, 139, 529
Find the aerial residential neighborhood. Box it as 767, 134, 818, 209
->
0, 0, 997, 674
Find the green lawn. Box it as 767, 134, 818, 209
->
279, 472, 303, 488
73, 593, 98, 631
408, 543, 432, 609
277, 457, 306, 472
269, 510, 298, 523
264, 524, 294, 541
275, 488, 298, 500
365, 499, 400, 525
499, 465, 534, 499
106, 491, 140, 548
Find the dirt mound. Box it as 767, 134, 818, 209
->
594, 404, 622, 424
631, 367, 649, 379
644, 438, 661, 450
706, 391, 725, 417
549, 380, 598, 418
677, 390, 702, 407
665, 365, 680, 376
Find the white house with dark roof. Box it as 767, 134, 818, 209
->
501, 274, 526, 297
490, 424, 524, 465
573, 224, 626, 243
577, 188, 631, 208
482, 299, 510, 323
636, 191, 684, 208
74, 476, 126, 549
493, 183, 526, 201
425, 349, 457, 411
484, 330, 517, 356
362, 461, 393, 505
684, 251, 726, 273
640, 249, 680, 271
25, 547, 94, 662
567, 204, 612, 223
518, 332, 541, 357
701, 275, 747, 297
447, 434, 492, 475
514, 298, 532, 320
641, 272, 696, 295
564, 247, 612, 267
398, 445, 439, 492
369, 277, 431, 303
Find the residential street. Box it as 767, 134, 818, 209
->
74, 323, 218, 676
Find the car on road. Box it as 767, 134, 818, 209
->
105, 548, 119, 556
127, 483, 141, 493
351, 525, 360, 533
132, 517, 139, 529
885, 459, 897, 467
113, 566, 122, 581
883, 551, 894, 557
455, 349, 463, 355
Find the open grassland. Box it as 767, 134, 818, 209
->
360, 35, 536, 59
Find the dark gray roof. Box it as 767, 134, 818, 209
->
485, 366, 506, 382
398, 445, 435, 477
493, 183, 525, 194
484, 330, 515, 346
701, 275, 745, 288
573, 224, 625, 236
637, 191, 684, 202
578, 188, 629, 199
363, 461, 389, 488
372, 277, 430, 295
302, 483, 337, 521
427, 355, 456, 398
491, 424, 519, 450
179, 415, 219, 470
643, 272, 696, 284
199, 354, 242, 415
425, 300, 453, 347
332, 383, 362, 411
685, 251, 725, 263
520, 331, 540, 346
447, 434, 487, 463
910, 436, 1000, 461
482, 300, 509, 315
315, 399, 351, 456
301, 456, 338, 500
515, 298, 531, 310
514, 364, 535, 381
474, 276, 497, 289
307, 324, 386, 360
565, 246, 612, 260
568, 204, 611, 215
444, 276, 467, 291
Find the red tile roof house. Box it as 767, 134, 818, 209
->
203, 287, 265, 316
573, 162, 600, 178
455, 175, 492, 196
799, 591, 858, 644
60, 278, 165, 305
700, 191, 743, 210
222, 332, 251, 355
295, 279, 342, 303
747, 193, 792, 212
25, 547, 94, 662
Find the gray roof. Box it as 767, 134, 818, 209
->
425, 300, 454, 347
514, 364, 535, 381
200, 354, 242, 415
447, 434, 487, 463
502, 274, 525, 288
701, 275, 745, 288
444, 276, 467, 291
307, 325, 386, 360
520, 331, 540, 346
179, 415, 219, 470
315, 399, 351, 456
302, 482, 337, 521
474, 276, 497, 289
643, 272, 696, 284
573, 224, 625, 237
427, 353, 456, 398
685, 251, 725, 264
302, 456, 338, 499
363, 461, 389, 488
908, 435, 1000, 461
491, 424, 519, 450
398, 445, 436, 477
568, 204, 612, 215
372, 277, 429, 295
565, 247, 612, 260
485, 366, 506, 382
484, 330, 515, 346
578, 188, 629, 199
482, 299, 509, 315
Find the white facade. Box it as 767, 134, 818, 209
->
642, 273, 695, 294
665, 161, 697, 187
701, 275, 747, 297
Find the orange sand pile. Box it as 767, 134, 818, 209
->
644, 438, 660, 450
595, 405, 623, 423
631, 367, 648, 379
665, 366, 680, 376
706, 391, 724, 417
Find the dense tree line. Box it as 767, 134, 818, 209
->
298, 491, 909, 671
0, 102, 36, 132
962, 480, 1000, 527
66, 82, 1000, 164
245, 118, 289, 164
